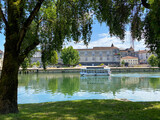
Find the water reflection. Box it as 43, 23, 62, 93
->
18, 73, 160, 103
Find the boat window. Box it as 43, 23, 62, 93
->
96, 70, 99, 73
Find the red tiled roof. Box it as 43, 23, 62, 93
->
138, 50, 150, 54
120, 50, 128, 52
121, 56, 138, 59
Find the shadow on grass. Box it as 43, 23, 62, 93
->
1, 100, 160, 120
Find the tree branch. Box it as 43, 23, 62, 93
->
19, 0, 26, 18
17, 0, 44, 52
0, 6, 8, 27
18, 40, 40, 62
141, 0, 150, 9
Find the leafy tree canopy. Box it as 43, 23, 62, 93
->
50, 50, 58, 65
21, 58, 30, 71
147, 54, 158, 67
61, 46, 79, 66
36, 61, 40, 67
0, 0, 158, 61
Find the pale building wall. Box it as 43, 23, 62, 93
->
0, 59, 3, 68
31, 51, 42, 65
78, 48, 120, 66
138, 51, 152, 64
121, 57, 138, 66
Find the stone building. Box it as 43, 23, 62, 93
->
121, 56, 138, 66
30, 51, 42, 64
77, 44, 120, 66
135, 50, 152, 64
120, 47, 135, 57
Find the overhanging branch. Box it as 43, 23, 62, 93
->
17, 0, 45, 52
18, 40, 40, 62
0, 6, 8, 27
141, 0, 150, 9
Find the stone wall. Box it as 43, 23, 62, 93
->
17, 67, 160, 74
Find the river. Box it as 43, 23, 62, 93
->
18, 72, 160, 104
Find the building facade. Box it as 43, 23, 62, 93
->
77, 44, 121, 66
30, 46, 154, 66
135, 50, 152, 64
121, 56, 138, 66
30, 51, 42, 64
120, 47, 135, 57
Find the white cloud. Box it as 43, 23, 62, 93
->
65, 31, 147, 51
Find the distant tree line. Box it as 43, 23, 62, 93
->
21, 46, 80, 70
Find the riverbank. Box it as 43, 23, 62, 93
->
0, 99, 160, 120
18, 67, 160, 74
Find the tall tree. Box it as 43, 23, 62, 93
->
147, 54, 158, 67
50, 50, 58, 66
0, 0, 158, 114
61, 46, 80, 66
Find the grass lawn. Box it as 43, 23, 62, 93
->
0, 99, 160, 120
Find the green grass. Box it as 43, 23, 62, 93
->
0, 99, 160, 120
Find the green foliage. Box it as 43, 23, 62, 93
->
121, 60, 125, 66
61, 46, 80, 66
143, 1, 160, 66
36, 61, 40, 67
147, 54, 158, 67
1, 0, 160, 68
31, 62, 37, 67
41, 50, 58, 69
21, 58, 30, 71
50, 51, 58, 65
40, 0, 93, 67
99, 63, 105, 66
78, 64, 82, 66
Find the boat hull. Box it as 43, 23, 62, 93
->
80, 72, 111, 76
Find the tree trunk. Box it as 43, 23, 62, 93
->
0, 50, 20, 114
0, 31, 20, 114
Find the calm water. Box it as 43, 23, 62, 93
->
18, 72, 160, 104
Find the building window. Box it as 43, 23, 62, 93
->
85, 52, 87, 56
100, 57, 103, 60
85, 57, 88, 61
99, 52, 102, 56
107, 51, 110, 55
92, 57, 95, 60
92, 52, 95, 56
107, 56, 109, 60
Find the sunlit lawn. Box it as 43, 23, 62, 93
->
0, 100, 160, 120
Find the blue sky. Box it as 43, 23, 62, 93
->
0, 20, 147, 52
0, 29, 5, 51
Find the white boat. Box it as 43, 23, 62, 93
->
80, 66, 111, 76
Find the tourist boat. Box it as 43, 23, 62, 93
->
80, 66, 111, 76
